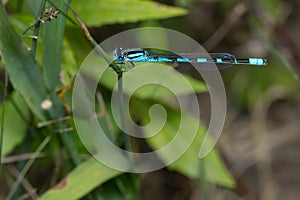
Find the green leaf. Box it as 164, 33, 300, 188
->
137, 21, 169, 48
119, 63, 207, 100
0, 4, 48, 120
39, 158, 122, 200
0, 92, 29, 158
80, 54, 207, 102
42, 1, 68, 90
142, 107, 235, 188
71, 0, 187, 27
65, 27, 93, 65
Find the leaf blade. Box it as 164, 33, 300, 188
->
42, 1, 68, 90
71, 0, 187, 26
0, 4, 48, 120
143, 108, 235, 188
39, 158, 122, 200
0, 92, 29, 158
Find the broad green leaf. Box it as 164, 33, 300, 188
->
0, 92, 29, 158
137, 21, 169, 48
120, 63, 207, 100
142, 107, 235, 188
0, 4, 48, 120
64, 27, 93, 65
80, 53, 207, 102
71, 0, 187, 27
39, 158, 122, 200
42, 1, 68, 90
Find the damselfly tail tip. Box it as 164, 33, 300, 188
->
249, 58, 267, 66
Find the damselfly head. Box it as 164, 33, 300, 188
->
114, 47, 124, 61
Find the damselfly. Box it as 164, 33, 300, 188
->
113, 47, 267, 70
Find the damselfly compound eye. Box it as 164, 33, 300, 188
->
114, 47, 123, 61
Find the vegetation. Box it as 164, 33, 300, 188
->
0, 0, 299, 199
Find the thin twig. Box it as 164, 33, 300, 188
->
2, 153, 46, 164
64, 0, 122, 75
21, 22, 38, 36
31, 0, 47, 56
203, 2, 247, 51
6, 135, 51, 200
0, 70, 7, 165
6, 166, 39, 200
37, 116, 70, 128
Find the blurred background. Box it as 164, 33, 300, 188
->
0, 0, 300, 199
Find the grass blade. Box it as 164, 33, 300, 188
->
71, 0, 187, 27
42, 1, 69, 90
0, 3, 48, 120
39, 158, 122, 200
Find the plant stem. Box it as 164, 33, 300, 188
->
31, 0, 46, 56
0, 71, 7, 166
64, 0, 122, 75
199, 158, 209, 200
118, 73, 132, 153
